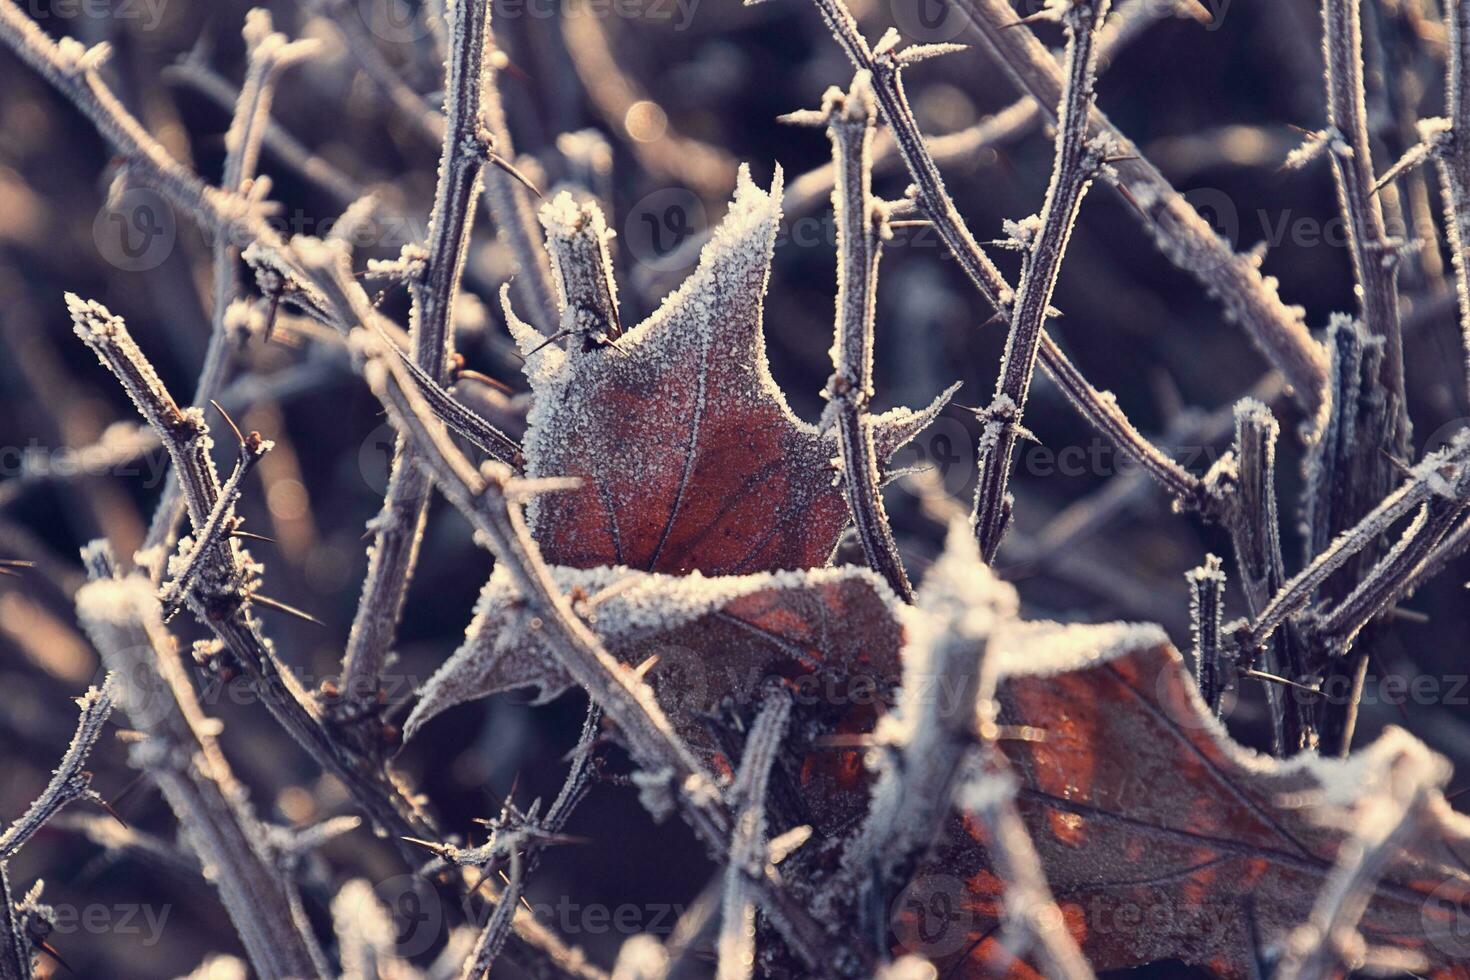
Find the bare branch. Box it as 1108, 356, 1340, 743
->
972, 0, 1112, 562
1321, 0, 1409, 450
75, 574, 322, 980
340, 0, 497, 717
0, 678, 115, 860
717, 690, 792, 980
946, 0, 1329, 412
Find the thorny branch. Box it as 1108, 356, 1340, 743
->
787, 72, 916, 600
0, 678, 115, 862
946, 0, 1329, 413
971, 0, 1111, 563
75, 564, 323, 980
804, 0, 1209, 535
339, 0, 496, 722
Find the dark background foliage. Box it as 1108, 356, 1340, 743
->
0, 0, 1466, 975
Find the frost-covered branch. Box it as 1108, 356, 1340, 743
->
0, 864, 28, 980
148, 10, 318, 554
75, 573, 322, 980
1436, 0, 1470, 402
0, 678, 115, 860
340, 0, 496, 719
971, 0, 1111, 563
1274, 748, 1442, 979
960, 760, 1095, 980
1321, 0, 1409, 449
717, 690, 792, 980
946, 0, 1329, 412
1219, 400, 1313, 753
1249, 431, 1470, 648
1186, 555, 1226, 714
789, 73, 915, 599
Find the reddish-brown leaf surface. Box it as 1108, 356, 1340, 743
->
405, 563, 903, 825
895, 638, 1470, 979
502, 167, 952, 576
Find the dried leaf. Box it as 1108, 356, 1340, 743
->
504, 165, 953, 575
896, 582, 1470, 977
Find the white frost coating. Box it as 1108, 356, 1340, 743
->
174, 955, 248, 980
611, 934, 670, 980
403, 561, 900, 741
74, 573, 158, 625
331, 878, 404, 980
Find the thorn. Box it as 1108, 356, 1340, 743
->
1240, 667, 1320, 695
522, 329, 572, 359
630, 654, 660, 682
402, 836, 448, 855
92, 792, 129, 829
209, 399, 246, 448
489, 152, 544, 200
252, 593, 325, 626
36, 938, 72, 973
230, 529, 275, 544
454, 369, 514, 395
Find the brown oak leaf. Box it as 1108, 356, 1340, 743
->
501, 165, 955, 576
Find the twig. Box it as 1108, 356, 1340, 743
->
1321, 0, 1409, 450
1186, 555, 1226, 714
959, 757, 1095, 980
945, 0, 1329, 413
788, 72, 915, 599
0, 678, 116, 860
717, 690, 792, 980
1220, 400, 1314, 753
1273, 749, 1441, 979
75, 570, 324, 980
971, 0, 1112, 563
803, 0, 1210, 516
147, 10, 318, 557
1249, 431, 1470, 648
339, 0, 496, 717
0, 864, 28, 980
1436, 0, 1470, 403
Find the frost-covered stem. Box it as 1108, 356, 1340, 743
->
363, 345, 852, 976
961, 762, 1094, 980
809, 0, 1011, 308
1251, 432, 1470, 646
460, 849, 525, 980
946, 0, 1328, 413
717, 690, 791, 980
1274, 751, 1438, 980
1186, 555, 1226, 713
1223, 401, 1313, 754
540, 195, 622, 344
1316, 498, 1469, 755
1303, 316, 1389, 578
972, 0, 1109, 563
1322, 0, 1409, 447
76, 576, 323, 980
341, 0, 495, 712
148, 10, 317, 554
807, 0, 1205, 508
0, 679, 115, 860
69, 300, 441, 872
159, 432, 272, 618
815, 73, 914, 600
0, 865, 28, 980
839, 624, 986, 922
1438, 0, 1470, 402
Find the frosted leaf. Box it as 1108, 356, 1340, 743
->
404, 562, 904, 745
504, 164, 953, 575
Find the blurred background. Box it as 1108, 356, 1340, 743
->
1, 0, 1468, 974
